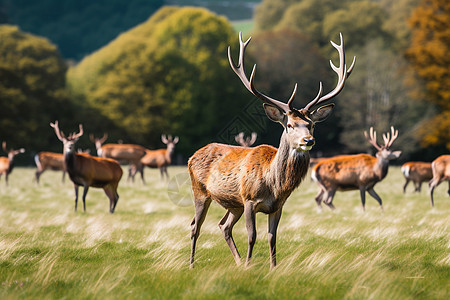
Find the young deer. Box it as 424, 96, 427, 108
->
311, 127, 401, 210
51, 121, 123, 213
34, 151, 66, 184
401, 161, 432, 193
188, 32, 355, 269
235, 132, 257, 147
0, 142, 25, 185
90, 134, 146, 184
429, 155, 450, 207
130, 135, 179, 182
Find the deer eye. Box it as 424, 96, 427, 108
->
287, 124, 293, 129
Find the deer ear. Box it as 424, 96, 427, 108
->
310, 104, 334, 123
391, 151, 402, 159
263, 104, 285, 123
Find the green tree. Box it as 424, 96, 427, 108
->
67, 7, 247, 156
406, 0, 450, 149
0, 25, 72, 157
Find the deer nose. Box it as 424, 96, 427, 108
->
303, 137, 315, 147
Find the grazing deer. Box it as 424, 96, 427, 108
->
90, 134, 146, 183
51, 121, 123, 213
429, 155, 450, 207
34, 151, 66, 184
235, 132, 257, 147
0, 142, 25, 185
311, 127, 401, 211
130, 134, 179, 182
188, 32, 355, 269
401, 161, 432, 193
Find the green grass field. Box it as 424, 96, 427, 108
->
0, 166, 448, 299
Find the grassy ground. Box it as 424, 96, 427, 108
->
0, 166, 448, 299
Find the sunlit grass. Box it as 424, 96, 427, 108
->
0, 166, 448, 299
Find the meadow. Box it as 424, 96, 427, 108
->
0, 166, 448, 299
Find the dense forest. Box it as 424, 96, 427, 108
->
0, 0, 448, 165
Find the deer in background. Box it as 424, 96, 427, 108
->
0, 142, 25, 185
235, 132, 257, 147
90, 133, 146, 183
130, 134, 179, 183
188, 32, 355, 269
401, 161, 432, 193
429, 154, 450, 207
51, 121, 123, 213
34, 152, 66, 184
312, 127, 401, 211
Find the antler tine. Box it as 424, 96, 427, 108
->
304, 33, 356, 112
228, 32, 295, 113
2, 141, 7, 152
387, 126, 398, 148
50, 121, 65, 142
364, 127, 382, 151
250, 132, 257, 146
161, 134, 168, 144
100, 133, 108, 144
72, 124, 84, 140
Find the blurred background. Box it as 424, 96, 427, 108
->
0, 0, 448, 164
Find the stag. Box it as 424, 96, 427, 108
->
429, 155, 450, 207
312, 127, 401, 210
130, 134, 179, 182
401, 161, 432, 193
188, 32, 355, 269
235, 132, 257, 147
34, 152, 66, 184
0, 142, 25, 185
90, 134, 146, 183
51, 122, 123, 213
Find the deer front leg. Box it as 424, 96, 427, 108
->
82, 185, 89, 212
359, 187, 366, 211
74, 184, 79, 212
219, 208, 244, 265
268, 208, 282, 270
244, 201, 256, 267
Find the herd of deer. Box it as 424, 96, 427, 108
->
0, 33, 448, 269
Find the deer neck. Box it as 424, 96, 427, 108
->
6, 155, 15, 174
374, 155, 389, 180
267, 132, 310, 200
63, 147, 77, 172
165, 147, 174, 164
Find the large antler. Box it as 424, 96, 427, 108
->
364, 127, 382, 151
382, 126, 398, 149
228, 32, 297, 113
90, 133, 108, 144
51, 121, 83, 141
303, 33, 356, 111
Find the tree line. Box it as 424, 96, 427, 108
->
0, 1, 448, 165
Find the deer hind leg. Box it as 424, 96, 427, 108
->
428, 177, 441, 207
190, 196, 212, 268
324, 189, 336, 210
368, 188, 383, 210
403, 179, 410, 193
104, 184, 119, 213
314, 188, 325, 208
218, 208, 244, 265
414, 181, 421, 193
244, 201, 256, 267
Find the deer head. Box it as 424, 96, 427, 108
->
51, 121, 84, 154
161, 134, 179, 152
2, 142, 25, 160
228, 32, 356, 152
364, 126, 401, 160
